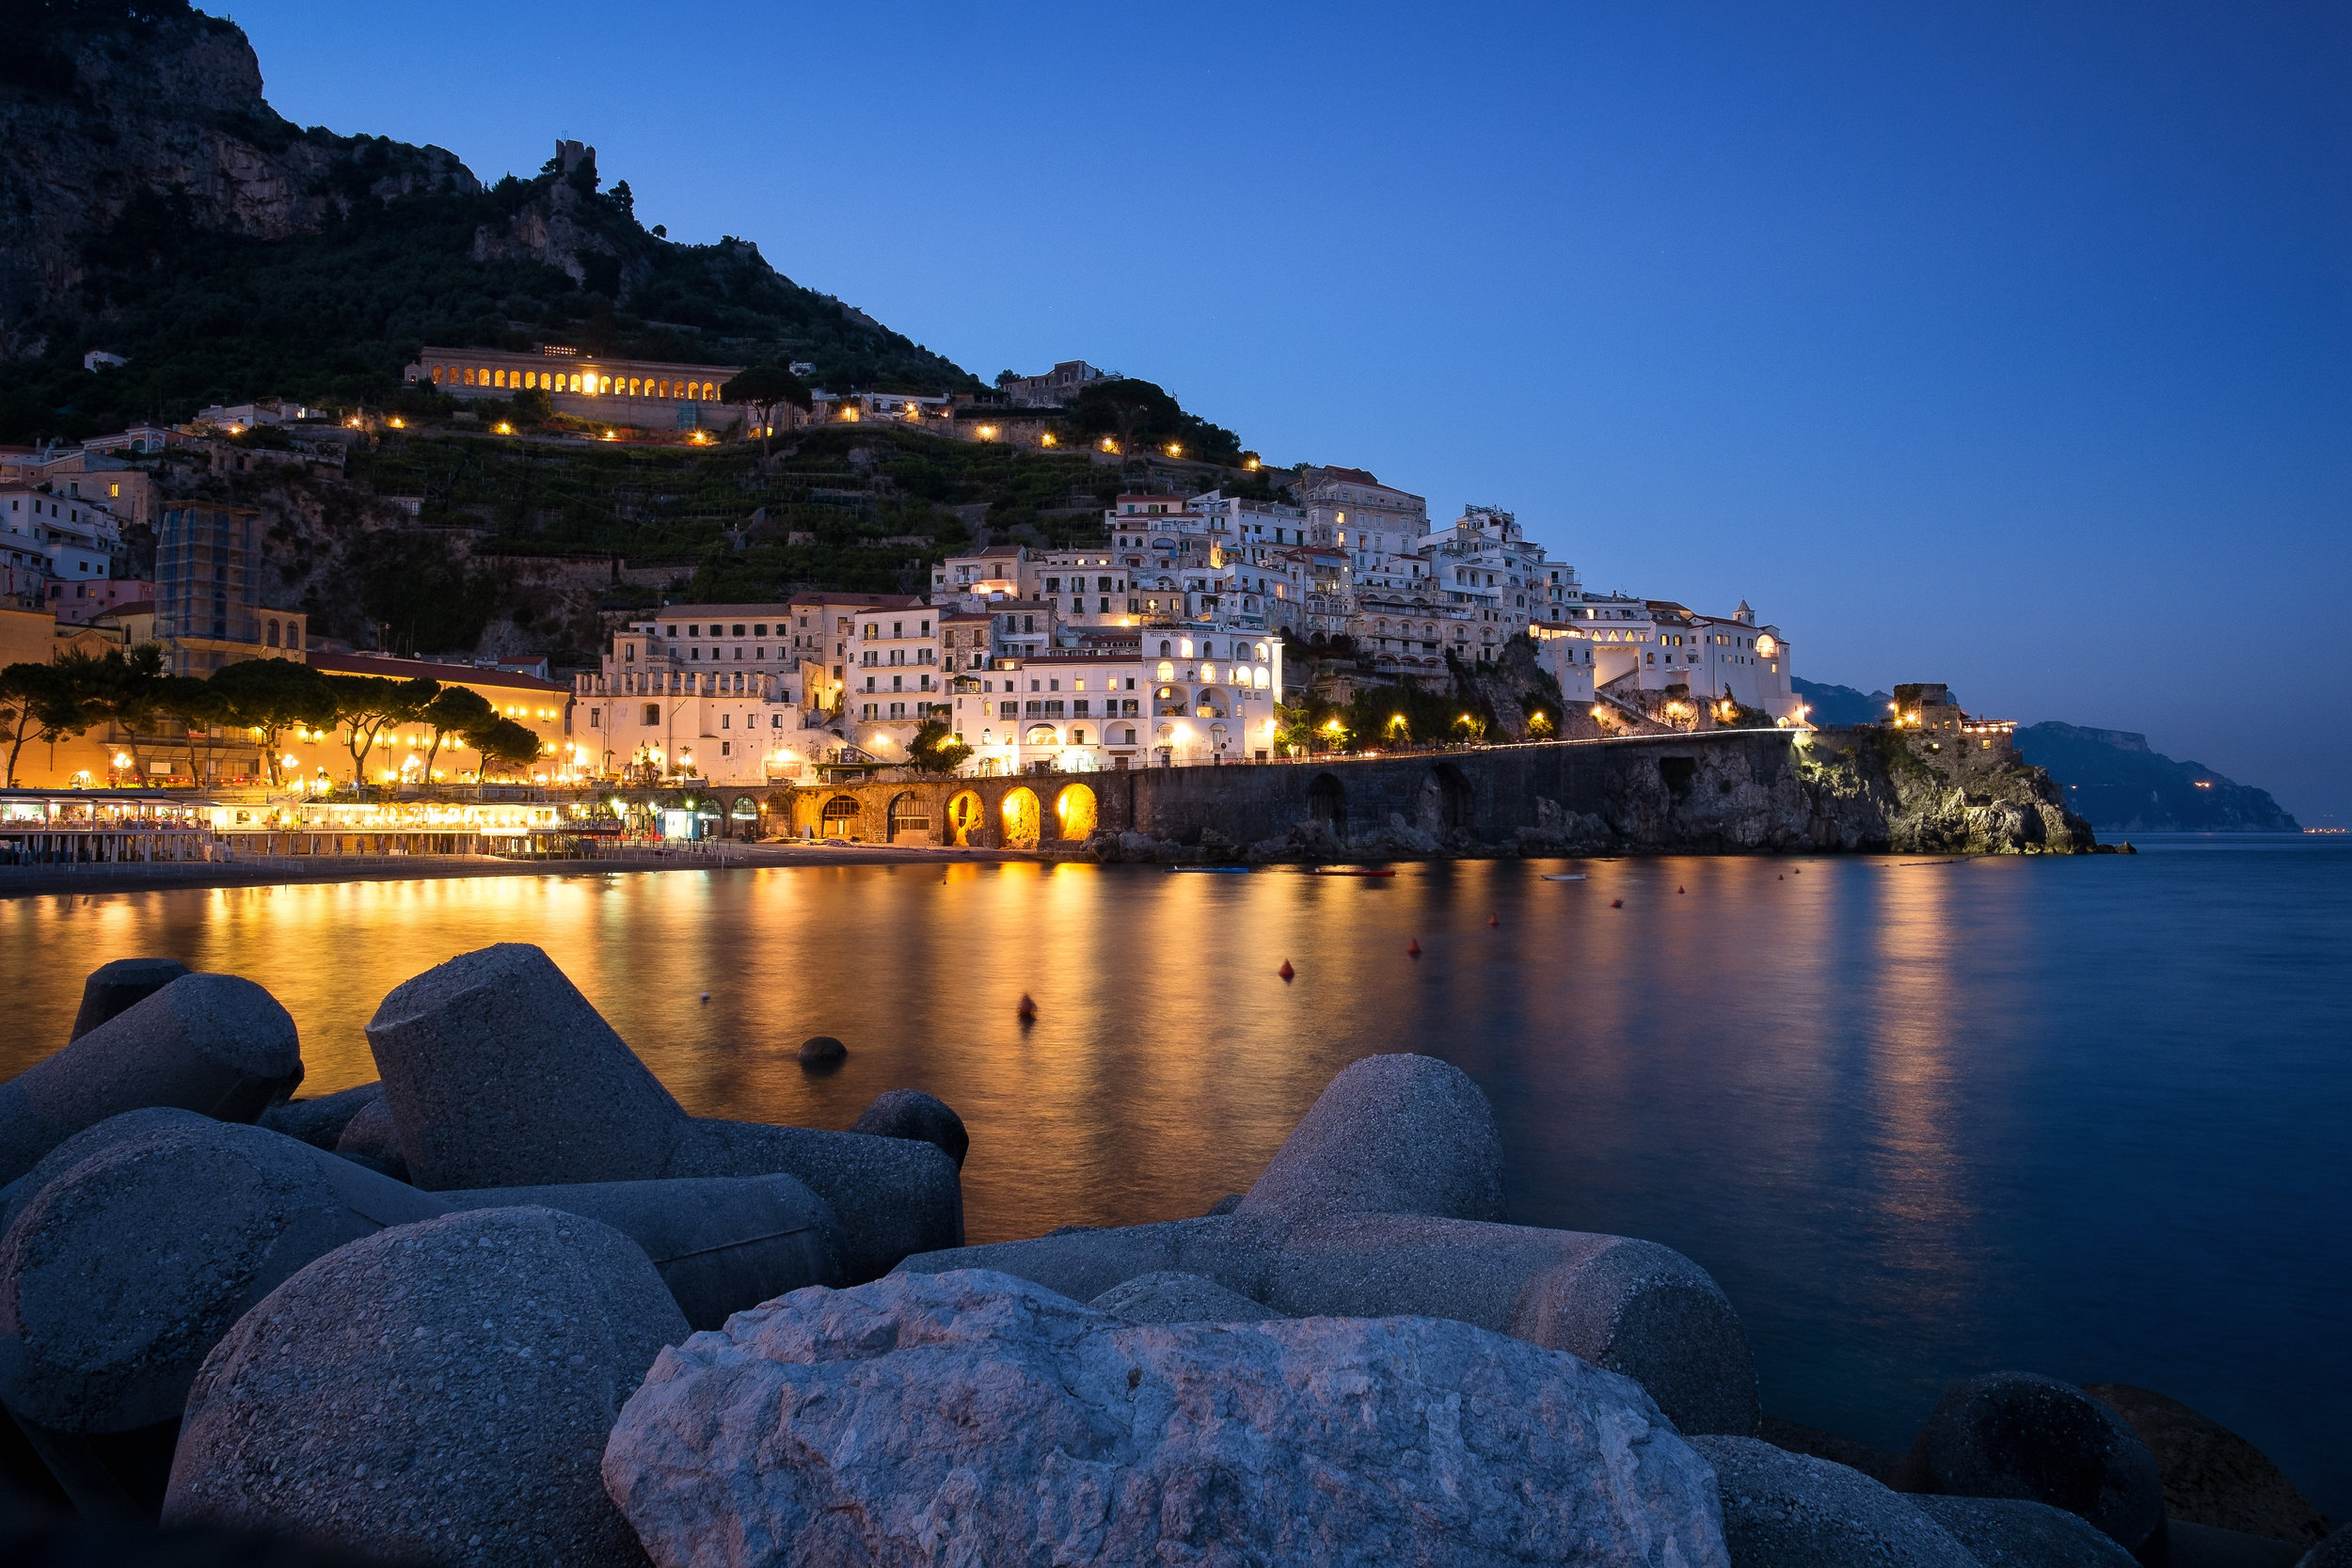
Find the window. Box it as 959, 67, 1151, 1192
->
589, 707, 601, 728
643, 704, 660, 724
732, 624, 746, 637
999, 701, 1017, 718
720, 740, 731, 756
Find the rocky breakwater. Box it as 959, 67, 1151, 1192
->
3, 972, 2338, 1566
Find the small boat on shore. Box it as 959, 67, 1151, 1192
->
1541, 873, 1587, 881
1315, 866, 1396, 877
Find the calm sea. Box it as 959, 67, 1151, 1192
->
4, 836, 2345, 1514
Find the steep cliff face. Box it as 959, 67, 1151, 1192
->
0, 8, 474, 356
1791, 728, 2098, 854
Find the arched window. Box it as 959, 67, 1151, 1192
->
1159, 640, 1171, 656
1255, 642, 1268, 660
703, 382, 716, 401
462, 367, 476, 386
1156, 660, 1174, 681
264, 619, 279, 648
430, 365, 443, 385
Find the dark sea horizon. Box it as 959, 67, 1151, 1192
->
6, 832, 2345, 1516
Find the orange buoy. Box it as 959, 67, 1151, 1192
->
1610, 898, 1623, 909
1406, 938, 1422, 957
1487, 914, 1500, 927
1017, 992, 1038, 1020
1278, 960, 1295, 980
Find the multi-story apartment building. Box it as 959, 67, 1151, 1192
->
843, 605, 944, 724
1534, 598, 1799, 721
947, 622, 1284, 773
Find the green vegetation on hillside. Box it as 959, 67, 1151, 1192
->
2, 144, 979, 444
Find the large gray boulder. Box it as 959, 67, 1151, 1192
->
1088, 1270, 1276, 1323
165, 1206, 688, 1568
259, 1081, 385, 1150
1912, 1495, 2139, 1565
330, 1094, 405, 1177
899, 1210, 1761, 1437
0, 1112, 447, 1439
848, 1088, 969, 1170
1905, 1371, 2167, 1558
1234, 1053, 1505, 1225
67, 958, 190, 1042
364, 944, 961, 1280
603, 1268, 1730, 1567
1690, 1434, 1976, 1566
0, 974, 303, 1184
440, 1174, 840, 1330
2084, 1382, 2332, 1549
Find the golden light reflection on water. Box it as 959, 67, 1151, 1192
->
0, 859, 2006, 1252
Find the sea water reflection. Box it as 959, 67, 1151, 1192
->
3, 838, 2345, 1514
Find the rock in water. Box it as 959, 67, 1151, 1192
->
1689, 1435, 1977, 1567
603, 1268, 1729, 1568
1233, 1053, 1504, 1225
1912, 1496, 2138, 1566
2083, 1382, 2332, 1547
1088, 1270, 1276, 1323
1904, 1371, 2166, 1558
0, 1112, 449, 1438
258, 1081, 385, 1150
67, 958, 190, 1042
166, 1207, 688, 1568
796, 1035, 846, 1066
365, 942, 690, 1187
847, 1088, 969, 1170
0, 975, 303, 1185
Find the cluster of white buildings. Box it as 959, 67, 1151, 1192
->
564, 468, 1801, 786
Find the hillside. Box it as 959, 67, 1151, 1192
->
0, 2, 978, 442
2014, 722, 2299, 833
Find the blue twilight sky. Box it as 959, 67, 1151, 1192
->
224, 2, 2351, 822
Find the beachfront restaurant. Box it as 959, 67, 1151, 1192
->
199, 797, 612, 858
0, 791, 218, 865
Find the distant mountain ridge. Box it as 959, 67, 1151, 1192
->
1790, 677, 1893, 726
0, 2, 979, 439
2013, 721, 2298, 833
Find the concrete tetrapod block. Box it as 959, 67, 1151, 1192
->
165, 1206, 688, 1568
0, 975, 304, 1187
1234, 1052, 1505, 1226
365, 945, 961, 1281
2084, 1382, 2333, 1548
2301, 1533, 2352, 1568
330, 1094, 407, 1182
848, 1088, 970, 1170
67, 958, 190, 1042
1689, 1434, 1977, 1567
603, 1268, 1732, 1567
671, 1119, 961, 1286
0, 1113, 450, 1435
1912, 1496, 2139, 1566
1904, 1371, 2167, 1560
0, 1113, 449, 1521
365, 942, 692, 1188
898, 1209, 1761, 1437
1089, 1269, 1277, 1323
439, 1174, 841, 1330
259, 1081, 385, 1150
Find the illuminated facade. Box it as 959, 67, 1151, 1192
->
949, 625, 1283, 772
404, 347, 746, 433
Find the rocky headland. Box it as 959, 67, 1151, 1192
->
0, 948, 2335, 1565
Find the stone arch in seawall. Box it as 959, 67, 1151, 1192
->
780, 774, 1139, 848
